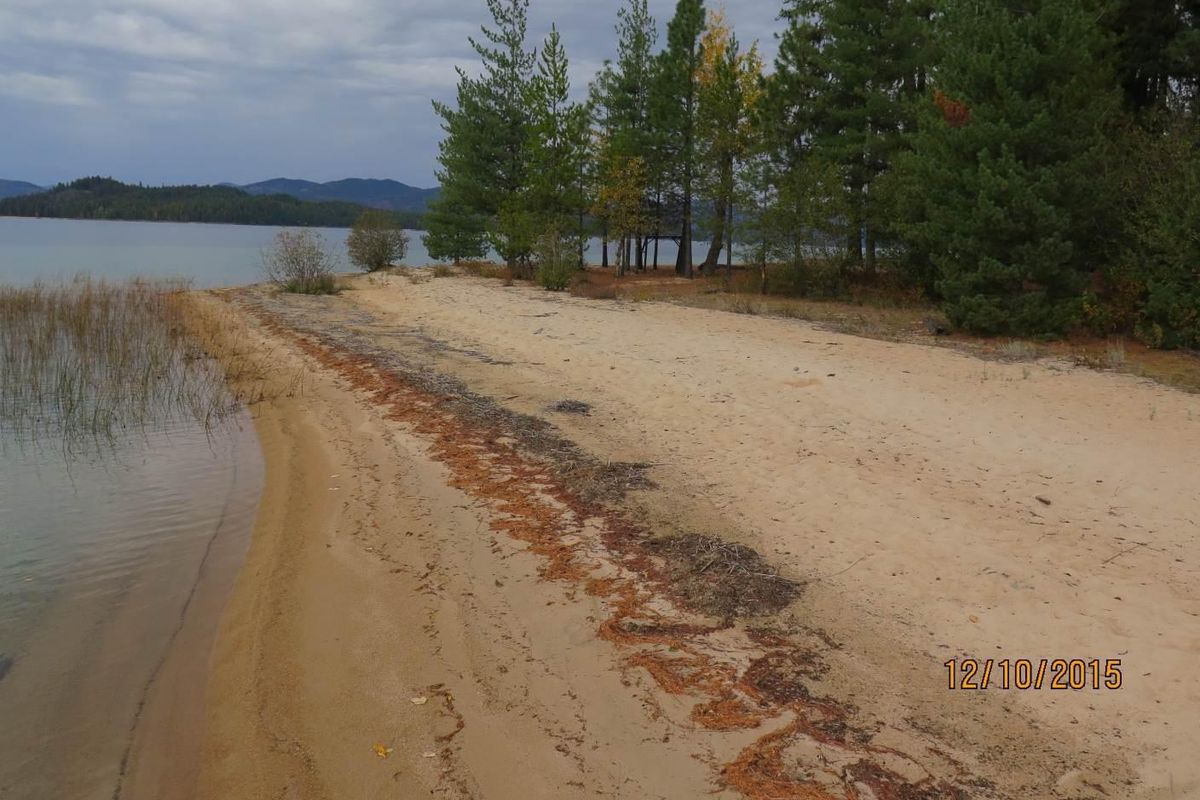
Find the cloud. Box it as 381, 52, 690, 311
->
0, 0, 784, 186
0, 71, 94, 107
125, 68, 216, 106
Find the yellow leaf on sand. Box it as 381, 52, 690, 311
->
373, 743, 393, 758
410, 696, 428, 705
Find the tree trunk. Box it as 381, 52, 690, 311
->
702, 195, 726, 275
681, 199, 693, 279
652, 193, 660, 270
847, 180, 864, 268
578, 208, 586, 267
602, 225, 609, 268
865, 227, 877, 275
725, 200, 734, 281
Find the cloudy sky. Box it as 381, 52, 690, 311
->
1, 0, 783, 188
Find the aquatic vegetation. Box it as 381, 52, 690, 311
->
0, 277, 241, 448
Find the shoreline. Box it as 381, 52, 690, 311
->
0, 417, 261, 800
172, 276, 1198, 799
117, 419, 262, 800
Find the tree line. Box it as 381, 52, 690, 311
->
0, 177, 426, 230
425, 0, 1200, 349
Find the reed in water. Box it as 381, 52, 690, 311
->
0, 277, 242, 448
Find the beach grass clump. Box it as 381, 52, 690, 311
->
0, 277, 243, 447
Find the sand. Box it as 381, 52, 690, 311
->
184, 274, 1199, 800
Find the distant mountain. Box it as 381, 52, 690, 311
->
0, 179, 45, 200
240, 178, 439, 212
0, 176, 426, 229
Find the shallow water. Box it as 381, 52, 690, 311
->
0, 413, 263, 799
0, 217, 389, 287
0, 216, 688, 287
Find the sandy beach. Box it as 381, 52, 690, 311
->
168, 272, 1198, 800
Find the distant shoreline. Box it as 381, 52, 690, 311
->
0, 214, 367, 230
0, 178, 428, 230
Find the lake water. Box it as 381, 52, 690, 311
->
0, 216, 690, 287
0, 217, 427, 287
0, 249, 267, 797
0, 414, 263, 799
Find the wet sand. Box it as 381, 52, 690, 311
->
186, 276, 1199, 800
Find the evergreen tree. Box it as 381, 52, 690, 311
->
1108, 0, 1200, 114
765, 0, 931, 271
650, 0, 706, 277
423, 197, 488, 263
592, 0, 659, 269
430, 0, 536, 272
892, 0, 1121, 335
526, 26, 590, 261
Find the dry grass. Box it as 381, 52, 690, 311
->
568, 280, 619, 300
998, 339, 1039, 360
458, 260, 511, 280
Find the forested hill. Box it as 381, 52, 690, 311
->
0, 179, 45, 200
0, 177, 426, 229
240, 178, 439, 211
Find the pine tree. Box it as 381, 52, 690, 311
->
526, 26, 590, 263
650, 0, 706, 277
430, 0, 536, 272
893, 0, 1121, 335
1108, 0, 1200, 114
425, 66, 491, 262
765, 0, 931, 271
423, 196, 489, 263
592, 0, 658, 270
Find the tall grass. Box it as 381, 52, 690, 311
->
0, 277, 241, 448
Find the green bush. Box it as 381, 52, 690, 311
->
347, 209, 409, 272
534, 228, 578, 291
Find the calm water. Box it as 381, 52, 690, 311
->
0, 217, 430, 287
0, 216, 692, 287
0, 237, 270, 798
0, 416, 263, 799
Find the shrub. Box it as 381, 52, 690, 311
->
534, 228, 578, 291
773, 259, 846, 299
262, 230, 339, 294
347, 209, 409, 272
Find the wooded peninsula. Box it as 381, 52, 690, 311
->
0, 177, 426, 230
